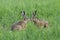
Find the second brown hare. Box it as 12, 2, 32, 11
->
31, 10, 48, 28
11, 11, 30, 31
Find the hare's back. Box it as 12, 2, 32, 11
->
11, 24, 22, 30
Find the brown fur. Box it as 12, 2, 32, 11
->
31, 11, 48, 28
32, 17, 48, 28
11, 11, 30, 31
11, 19, 29, 30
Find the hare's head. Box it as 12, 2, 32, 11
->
21, 11, 30, 22
31, 10, 38, 21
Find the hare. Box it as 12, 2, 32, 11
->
11, 11, 30, 31
31, 10, 48, 28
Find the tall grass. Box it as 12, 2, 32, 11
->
0, 0, 60, 40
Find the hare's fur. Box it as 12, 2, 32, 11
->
11, 11, 29, 31
31, 10, 48, 28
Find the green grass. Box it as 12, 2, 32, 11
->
0, 0, 60, 40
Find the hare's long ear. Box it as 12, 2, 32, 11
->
33, 10, 37, 16
21, 10, 28, 20
21, 11, 25, 17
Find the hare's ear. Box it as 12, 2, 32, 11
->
21, 11, 25, 17
33, 10, 37, 16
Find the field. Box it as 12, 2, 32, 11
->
0, 0, 60, 40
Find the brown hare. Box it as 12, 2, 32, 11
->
11, 11, 30, 31
31, 10, 48, 28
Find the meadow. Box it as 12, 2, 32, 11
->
0, 0, 60, 40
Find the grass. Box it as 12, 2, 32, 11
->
0, 0, 60, 40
